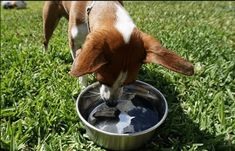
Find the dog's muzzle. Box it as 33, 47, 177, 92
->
100, 84, 123, 107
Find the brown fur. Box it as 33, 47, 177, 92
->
43, 1, 123, 51
141, 32, 194, 76
70, 28, 145, 86
43, 1, 194, 88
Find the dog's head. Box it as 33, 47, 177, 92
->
70, 28, 194, 106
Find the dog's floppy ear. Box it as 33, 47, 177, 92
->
141, 31, 194, 76
69, 32, 108, 77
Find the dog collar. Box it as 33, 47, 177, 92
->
86, 1, 95, 32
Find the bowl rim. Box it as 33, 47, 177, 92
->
76, 80, 168, 136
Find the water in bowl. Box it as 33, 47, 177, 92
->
87, 95, 159, 134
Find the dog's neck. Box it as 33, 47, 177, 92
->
86, 1, 95, 32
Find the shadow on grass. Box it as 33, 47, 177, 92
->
42, 49, 233, 151
134, 69, 234, 151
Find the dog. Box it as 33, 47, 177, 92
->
43, 1, 194, 106
1, 1, 26, 9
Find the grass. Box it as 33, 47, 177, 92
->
1, 1, 235, 151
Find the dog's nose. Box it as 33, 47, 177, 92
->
105, 98, 118, 107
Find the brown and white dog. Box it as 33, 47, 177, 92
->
43, 1, 194, 106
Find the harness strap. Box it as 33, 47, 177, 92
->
86, 1, 95, 33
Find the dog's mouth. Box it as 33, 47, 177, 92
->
99, 83, 124, 107
105, 99, 119, 107
98, 79, 136, 88
100, 95, 120, 107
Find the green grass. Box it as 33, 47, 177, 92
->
1, 1, 235, 151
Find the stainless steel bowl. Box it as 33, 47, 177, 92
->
76, 80, 168, 150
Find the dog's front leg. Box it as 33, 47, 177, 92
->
68, 17, 88, 58
68, 21, 79, 60
69, 18, 89, 89
74, 49, 89, 89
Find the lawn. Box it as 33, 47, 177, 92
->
1, 1, 234, 151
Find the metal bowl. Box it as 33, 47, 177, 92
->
76, 80, 168, 150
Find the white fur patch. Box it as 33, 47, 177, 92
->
71, 24, 88, 43
71, 25, 78, 39
100, 85, 111, 100
115, 4, 136, 44
100, 72, 127, 101
70, 23, 88, 58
